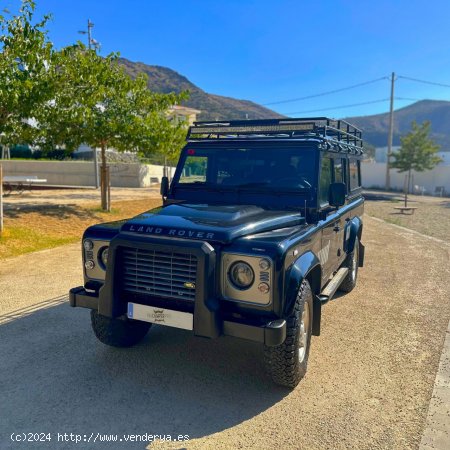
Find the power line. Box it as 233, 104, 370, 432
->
280, 96, 428, 116
282, 98, 389, 115
262, 76, 389, 106
398, 75, 450, 89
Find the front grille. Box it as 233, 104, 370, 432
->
122, 248, 197, 301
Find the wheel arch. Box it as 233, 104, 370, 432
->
284, 251, 323, 336
345, 216, 363, 254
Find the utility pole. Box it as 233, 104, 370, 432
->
79, 20, 100, 188
87, 19, 93, 50
386, 72, 395, 190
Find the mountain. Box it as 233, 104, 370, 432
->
118, 58, 449, 148
346, 100, 450, 149
118, 58, 283, 121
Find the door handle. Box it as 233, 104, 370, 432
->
333, 225, 340, 232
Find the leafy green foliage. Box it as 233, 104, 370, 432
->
391, 121, 441, 173
1, 1, 189, 210
0, 0, 55, 146
138, 116, 188, 165
38, 43, 188, 209
40, 44, 187, 152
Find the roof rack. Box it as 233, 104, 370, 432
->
187, 117, 364, 154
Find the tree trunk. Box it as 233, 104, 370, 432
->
405, 168, 412, 207
100, 143, 108, 211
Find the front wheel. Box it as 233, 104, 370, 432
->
90, 310, 151, 347
264, 280, 313, 388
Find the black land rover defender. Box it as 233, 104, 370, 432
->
70, 118, 364, 388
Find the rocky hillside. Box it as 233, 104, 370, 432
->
118, 58, 282, 121
346, 100, 450, 148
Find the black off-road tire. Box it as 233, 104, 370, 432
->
264, 280, 313, 388
339, 236, 359, 293
90, 310, 151, 347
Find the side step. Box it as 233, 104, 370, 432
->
318, 267, 349, 304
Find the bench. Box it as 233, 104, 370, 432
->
394, 206, 418, 215
2, 176, 47, 195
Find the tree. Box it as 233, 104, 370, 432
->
0, 0, 55, 149
138, 114, 188, 167
41, 44, 187, 210
2, 1, 189, 211
391, 121, 441, 206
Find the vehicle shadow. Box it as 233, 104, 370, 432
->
4, 203, 100, 220
363, 191, 403, 202
0, 300, 288, 449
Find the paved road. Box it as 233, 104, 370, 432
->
1, 216, 449, 450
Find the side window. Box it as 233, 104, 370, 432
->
349, 159, 361, 191
179, 156, 208, 183
319, 157, 332, 206
333, 159, 344, 183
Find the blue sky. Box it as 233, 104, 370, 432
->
12, 0, 450, 117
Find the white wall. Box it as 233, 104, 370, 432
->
361, 161, 450, 193
1, 160, 176, 188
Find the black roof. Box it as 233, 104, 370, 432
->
187, 117, 364, 155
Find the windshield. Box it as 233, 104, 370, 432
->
174, 147, 316, 191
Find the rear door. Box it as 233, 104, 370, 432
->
318, 154, 347, 281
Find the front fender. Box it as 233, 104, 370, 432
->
283, 251, 321, 318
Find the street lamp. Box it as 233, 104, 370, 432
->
78, 19, 100, 52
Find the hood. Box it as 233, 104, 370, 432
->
120, 204, 305, 244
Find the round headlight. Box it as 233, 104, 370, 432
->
99, 247, 109, 269
85, 260, 95, 270
259, 258, 271, 270
83, 239, 94, 251
229, 261, 255, 290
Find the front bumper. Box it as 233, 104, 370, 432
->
69, 286, 286, 347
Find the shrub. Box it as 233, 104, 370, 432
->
9, 145, 33, 159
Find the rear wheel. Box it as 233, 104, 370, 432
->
339, 236, 359, 293
91, 310, 151, 347
264, 280, 313, 388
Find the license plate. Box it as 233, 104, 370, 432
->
127, 303, 193, 330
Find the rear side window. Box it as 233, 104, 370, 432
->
319, 157, 332, 205
334, 159, 344, 183
349, 159, 361, 191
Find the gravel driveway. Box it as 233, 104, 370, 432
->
1, 216, 449, 449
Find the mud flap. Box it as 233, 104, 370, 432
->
312, 297, 321, 336
359, 242, 365, 267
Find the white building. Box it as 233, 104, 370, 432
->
375, 146, 450, 165
374, 146, 400, 163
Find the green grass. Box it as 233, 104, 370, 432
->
0, 226, 78, 259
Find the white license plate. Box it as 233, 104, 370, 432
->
127, 303, 193, 330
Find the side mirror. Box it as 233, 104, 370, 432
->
160, 176, 169, 197
329, 182, 347, 207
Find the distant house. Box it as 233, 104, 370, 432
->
167, 105, 201, 126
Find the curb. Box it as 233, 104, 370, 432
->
420, 320, 450, 449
